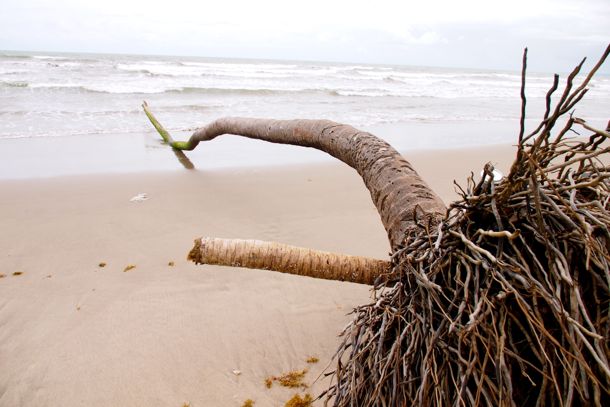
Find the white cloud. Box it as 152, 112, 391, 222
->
1, 0, 608, 71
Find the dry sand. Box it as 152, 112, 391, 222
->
0, 143, 516, 406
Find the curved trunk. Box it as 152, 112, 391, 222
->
173, 117, 446, 249
143, 103, 446, 283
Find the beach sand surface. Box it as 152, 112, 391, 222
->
0, 144, 515, 406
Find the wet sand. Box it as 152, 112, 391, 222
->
0, 143, 516, 406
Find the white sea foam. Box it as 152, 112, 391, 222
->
31, 55, 69, 60
1, 52, 608, 143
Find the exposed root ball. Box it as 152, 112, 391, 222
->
326, 46, 610, 406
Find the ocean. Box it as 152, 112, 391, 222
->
1, 51, 608, 178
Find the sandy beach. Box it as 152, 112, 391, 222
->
0, 142, 517, 406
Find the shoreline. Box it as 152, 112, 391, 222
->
0, 141, 518, 204
0, 119, 523, 180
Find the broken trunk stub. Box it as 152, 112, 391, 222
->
129, 193, 149, 202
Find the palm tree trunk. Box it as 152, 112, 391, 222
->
145, 112, 446, 248
189, 237, 390, 285
143, 103, 446, 283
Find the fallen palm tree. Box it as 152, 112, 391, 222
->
144, 45, 610, 405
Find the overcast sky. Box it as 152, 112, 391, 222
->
1, 0, 608, 72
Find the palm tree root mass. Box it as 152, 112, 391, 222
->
143, 44, 610, 405
325, 45, 610, 406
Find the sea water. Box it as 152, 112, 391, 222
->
1, 51, 608, 177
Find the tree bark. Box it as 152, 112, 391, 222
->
168, 116, 446, 249
189, 237, 390, 285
